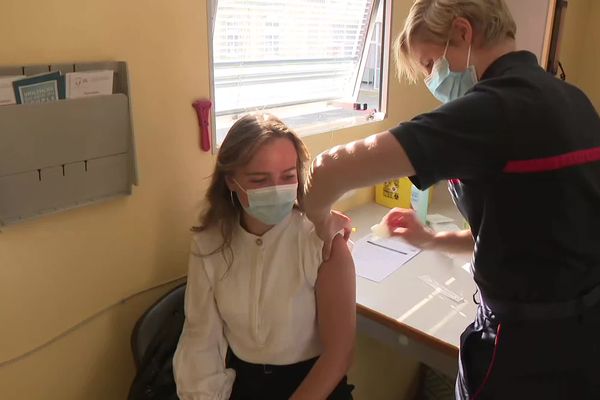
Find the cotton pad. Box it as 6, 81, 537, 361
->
370, 222, 391, 239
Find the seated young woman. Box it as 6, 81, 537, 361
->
173, 113, 356, 400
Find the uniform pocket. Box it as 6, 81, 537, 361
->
457, 320, 499, 398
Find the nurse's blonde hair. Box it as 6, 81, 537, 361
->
394, 0, 517, 83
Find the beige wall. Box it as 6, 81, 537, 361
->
0, 0, 434, 399
558, 0, 600, 111
577, 1, 600, 109
350, 335, 421, 400
0, 280, 184, 399
559, 0, 590, 87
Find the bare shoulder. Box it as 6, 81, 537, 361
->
325, 234, 354, 268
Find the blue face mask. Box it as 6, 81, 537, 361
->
425, 41, 478, 103
233, 179, 298, 225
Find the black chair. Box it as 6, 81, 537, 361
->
131, 282, 187, 368
129, 282, 186, 400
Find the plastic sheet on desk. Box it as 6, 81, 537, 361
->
431, 223, 462, 233
418, 274, 464, 303
427, 213, 454, 224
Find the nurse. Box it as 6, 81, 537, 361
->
303, 0, 600, 398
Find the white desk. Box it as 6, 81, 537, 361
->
347, 185, 477, 377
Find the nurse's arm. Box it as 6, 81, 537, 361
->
427, 229, 475, 254
304, 131, 415, 224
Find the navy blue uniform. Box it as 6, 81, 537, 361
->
391, 51, 600, 399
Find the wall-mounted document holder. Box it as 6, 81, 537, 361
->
0, 62, 138, 226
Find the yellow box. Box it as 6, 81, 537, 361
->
375, 178, 413, 209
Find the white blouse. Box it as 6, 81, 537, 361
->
173, 210, 324, 400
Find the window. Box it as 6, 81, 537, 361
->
209, 0, 391, 144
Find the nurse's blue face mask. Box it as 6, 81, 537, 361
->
424, 40, 478, 103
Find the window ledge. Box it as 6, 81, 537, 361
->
293, 110, 386, 138
215, 100, 386, 147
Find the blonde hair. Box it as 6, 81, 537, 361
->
394, 0, 517, 83
193, 113, 309, 263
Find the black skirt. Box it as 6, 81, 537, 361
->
227, 351, 354, 400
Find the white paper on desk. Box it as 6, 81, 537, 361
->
352, 234, 421, 282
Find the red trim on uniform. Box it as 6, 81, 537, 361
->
449, 178, 461, 184
503, 146, 600, 173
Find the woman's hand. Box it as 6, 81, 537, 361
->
384, 208, 436, 248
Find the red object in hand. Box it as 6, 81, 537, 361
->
386, 212, 406, 230
192, 99, 213, 152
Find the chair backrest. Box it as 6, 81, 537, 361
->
131, 283, 186, 369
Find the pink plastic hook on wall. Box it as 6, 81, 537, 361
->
192, 99, 213, 152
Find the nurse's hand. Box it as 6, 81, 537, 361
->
312, 209, 352, 261
384, 208, 436, 249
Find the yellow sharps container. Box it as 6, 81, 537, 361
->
375, 178, 413, 209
